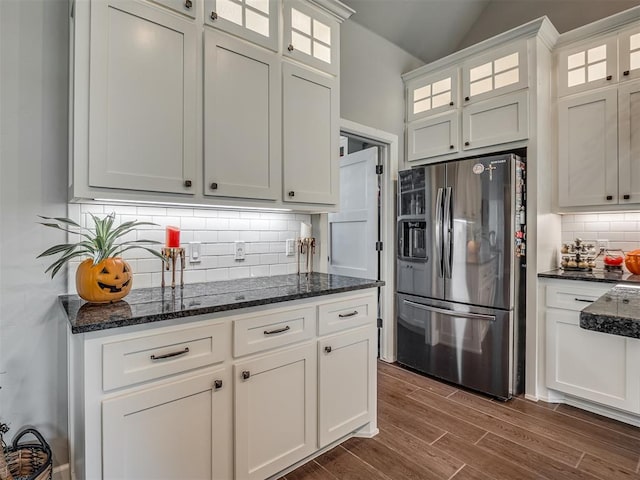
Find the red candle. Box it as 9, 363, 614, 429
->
166, 226, 180, 248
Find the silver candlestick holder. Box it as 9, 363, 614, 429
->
296, 237, 316, 275
161, 247, 185, 289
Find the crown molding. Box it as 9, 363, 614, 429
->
308, 0, 355, 22
556, 5, 640, 48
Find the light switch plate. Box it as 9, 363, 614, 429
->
189, 241, 201, 263
235, 241, 246, 261
286, 239, 295, 256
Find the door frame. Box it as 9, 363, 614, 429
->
338, 119, 398, 363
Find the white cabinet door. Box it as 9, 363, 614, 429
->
462, 90, 528, 151
283, 0, 339, 75
204, 0, 279, 51
234, 343, 317, 480
318, 326, 376, 447
153, 0, 197, 18
204, 30, 280, 200
406, 68, 458, 122
88, 0, 197, 195
102, 366, 232, 480
557, 35, 617, 97
546, 309, 640, 413
620, 25, 640, 83
462, 40, 528, 104
558, 88, 618, 207
618, 81, 640, 205
283, 63, 338, 204
407, 111, 459, 162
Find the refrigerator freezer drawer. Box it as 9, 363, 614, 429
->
396, 293, 513, 399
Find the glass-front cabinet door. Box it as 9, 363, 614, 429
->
204, 0, 279, 51
620, 25, 640, 83
283, 0, 339, 75
406, 68, 458, 122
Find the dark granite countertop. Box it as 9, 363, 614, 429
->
580, 285, 640, 339
538, 269, 640, 284
59, 273, 383, 334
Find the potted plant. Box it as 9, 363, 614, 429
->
38, 212, 165, 303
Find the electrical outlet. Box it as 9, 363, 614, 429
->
597, 239, 609, 251
189, 241, 201, 263
286, 238, 295, 256
234, 241, 246, 261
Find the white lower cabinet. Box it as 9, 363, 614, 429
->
318, 326, 376, 447
68, 290, 377, 480
234, 343, 317, 480
102, 366, 232, 480
544, 279, 640, 414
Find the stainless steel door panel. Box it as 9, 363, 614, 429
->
444, 155, 515, 309
426, 165, 446, 299
396, 293, 512, 399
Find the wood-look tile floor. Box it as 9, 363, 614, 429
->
281, 361, 640, 480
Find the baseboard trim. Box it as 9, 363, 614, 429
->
353, 427, 379, 439
563, 396, 640, 427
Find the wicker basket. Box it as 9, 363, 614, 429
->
0, 428, 52, 480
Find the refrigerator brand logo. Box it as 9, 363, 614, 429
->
472, 164, 484, 175
490, 159, 507, 164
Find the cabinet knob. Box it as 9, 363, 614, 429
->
449, 145, 454, 149
465, 96, 470, 101
210, 182, 218, 190
288, 191, 295, 197
624, 194, 631, 200
242, 370, 251, 380
624, 70, 630, 76
324, 346, 332, 353
606, 75, 612, 81
214, 379, 223, 389
606, 195, 613, 201
184, 180, 192, 188
288, 44, 294, 52
464, 141, 470, 146
210, 11, 218, 20
449, 101, 454, 106
184, 0, 192, 8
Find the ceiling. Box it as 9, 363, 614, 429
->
341, 0, 640, 64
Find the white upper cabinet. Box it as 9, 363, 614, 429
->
407, 111, 459, 161
618, 80, 640, 204
283, 0, 339, 75
406, 68, 458, 122
204, 0, 279, 50
283, 62, 338, 204
153, 0, 197, 18
558, 88, 618, 207
620, 25, 640, 83
462, 40, 528, 104
88, 0, 197, 195
204, 30, 280, 200
557, 35, 617, 97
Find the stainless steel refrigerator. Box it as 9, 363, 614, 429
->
396, 153, 526, 399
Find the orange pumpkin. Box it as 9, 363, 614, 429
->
76, 257, 133, 303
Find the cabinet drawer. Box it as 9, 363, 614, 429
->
318, 294, 376, 335
233, 307, 316, 357
545, 283, 610, 311
103, 322, 228, 391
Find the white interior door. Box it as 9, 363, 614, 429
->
328, 146, 378, 279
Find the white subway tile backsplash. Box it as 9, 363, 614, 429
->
562, 213, 640, 261
68, 203, 312, 293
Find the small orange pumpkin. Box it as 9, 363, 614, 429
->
76, 257, 133, 303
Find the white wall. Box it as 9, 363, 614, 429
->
0, 0, 69, 465
458, 0, 640, 50
340, 20, 423, 169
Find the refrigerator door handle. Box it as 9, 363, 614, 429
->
443, 186, 453, 278
403, 300, 496, 322
435, 187, 444, 278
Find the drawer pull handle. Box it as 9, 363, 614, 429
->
324, 346, 332, 353
264, 325, 290, 335
574, 298, 593, 303
338, 311, 358, 318
150, 347, 189, 361
214, 379, 223, 389
242, 370, 251, 380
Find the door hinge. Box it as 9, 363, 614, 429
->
377, 318, 383, 328
375, 241, 383, 251
376, 165, 383, 175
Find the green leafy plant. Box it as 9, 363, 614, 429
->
37, 212, 165, 278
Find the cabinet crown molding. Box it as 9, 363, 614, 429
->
556, 5, 640, 48
308, 0, 355, 22
402, 16, 558, 82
